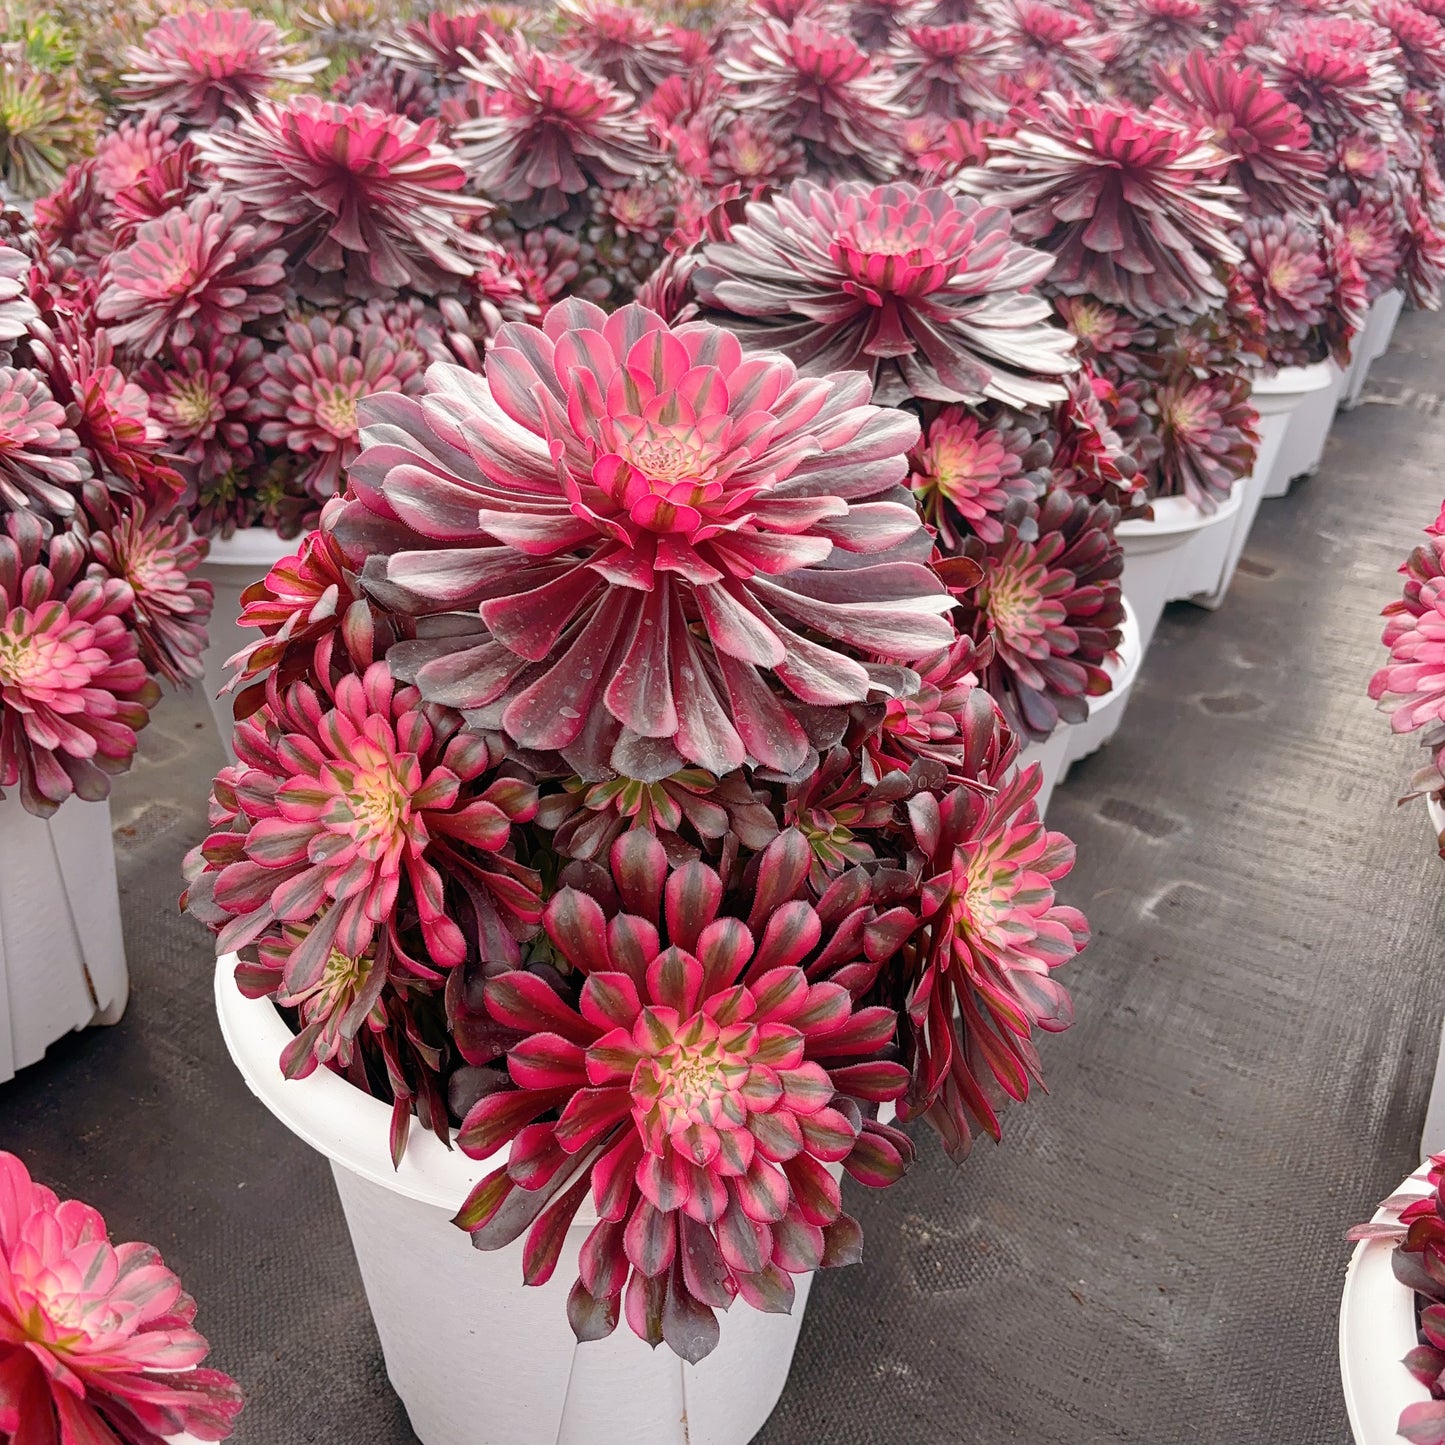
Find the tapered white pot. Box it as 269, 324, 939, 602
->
1191, 369, 1333, 610
215, 958, 817, 1445
1340, 1165, 1434, 1445
1428, 793, 1445, 847
1117, 483, 1246, 654
1261, 358, 1346, 498
1061, 599, 1143, 774
1019, 723, 1073, 819
0, 796, 127, 1083
197, 527, 295, 757
1340, 289, 1406, 410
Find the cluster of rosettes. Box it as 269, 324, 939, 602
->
0, 238, 212, 816
37, 0, 1445, 540
187, 301, 1091, 1359
69, 0, 1445, 1370
36, 11, 541, 537
1371, 507, 1445, 811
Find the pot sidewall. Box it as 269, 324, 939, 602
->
1263, 360, 1344, 498
0, 796, 127, 1082
1119, 487, 1244, 647
1340, 1167, 1435, 1445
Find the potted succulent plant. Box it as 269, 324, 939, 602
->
1286, 4, 1437, 413
1369, 502, 1445, 853
1234, 14, 1398, 492
187, 296, 1092, 1445
1152, 51, 1352, 563
0, 226, 210, 1082
0, 1149, 243, 1443
968, 93, 1263, 649
1344, 1158, 1445, 1445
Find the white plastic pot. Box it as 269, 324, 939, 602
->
1428, 793, 1445, 846
214, 957, 818, 1445
1061, 599, 1143, 774
0, 795, 127, 1083
1019, 723, 1073, 819
1261, 358, 1346, 499
1019, 600, 1143, 812
1117, 483, 1246, 654
1189, 366, 1334, 610
1341, 289, 1406, 410
197, 527, 296, 757
1340, 1164, 1434, 1445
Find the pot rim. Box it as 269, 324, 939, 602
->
1116, 483, 1246, 541
1340, 1165, 1435, 1444
214, 954, 511, 1214
1252, 358, 1339, 398
201, 526, 297, 571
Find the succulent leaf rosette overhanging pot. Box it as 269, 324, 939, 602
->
186, 297, 1092, 1362
1370, 500, 1445, 831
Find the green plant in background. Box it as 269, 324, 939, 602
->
2, 10, 77, 72
0, 53, 96, 198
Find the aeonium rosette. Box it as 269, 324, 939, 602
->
899, 766, 1088, 1160
0, 1151, 243, 1443
948, 488, 1125, 743
0, 511, 160, 817
692, 179, 1078, 409
334, 299, 957, 781
185, 658, 543, 990
972, 95, 1244, 322
453, 829, 915, 1361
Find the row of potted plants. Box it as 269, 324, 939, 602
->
167, 3, 1438, 1442
0, 0, 1442, 1439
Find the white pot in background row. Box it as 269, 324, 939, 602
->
1021, 600, 1142, 815
1062, 598, 1144, 773
1192, 365, 1335, 610
198, 527, 296, 759
1019, 725, 1072, 819
1340, 290, 1407, 411
1261, 358, 1347, 499
216, 959, 817, 1445
0, 796, 127, 1084
1118, 483, 1247, 654
1340, 1165, 1433, 1445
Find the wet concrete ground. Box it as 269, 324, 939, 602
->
4, 315, 1444, 1443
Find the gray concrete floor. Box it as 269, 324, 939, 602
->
4, 316, 1445, 1444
